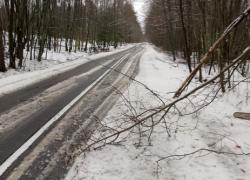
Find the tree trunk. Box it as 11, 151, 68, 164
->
8, 0, 16, 69
0, 19, 6, 72
161, 0, 176, 61
179, 0, 192, 72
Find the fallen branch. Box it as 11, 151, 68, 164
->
156, 148, 250, 163
174, 7, 250, 98
84, 47, 250, 151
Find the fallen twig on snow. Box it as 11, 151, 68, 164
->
83, 47, 250, 151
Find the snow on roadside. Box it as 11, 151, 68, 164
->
0, 44, 135, 96
66, 44, 250, 180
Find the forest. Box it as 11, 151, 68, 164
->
1, 0, 250, 179
146, 0, 250, 92
0, 0, 143, 72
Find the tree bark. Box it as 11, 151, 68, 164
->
7, 0, 16, 69
179, 0, 192, 72
0, 18, 6, 72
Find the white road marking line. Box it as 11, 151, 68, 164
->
0, 55, 128, 177
76, 59, 114, 79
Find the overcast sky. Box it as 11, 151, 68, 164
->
132, 0, 148, 32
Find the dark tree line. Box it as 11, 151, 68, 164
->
0, 0, 143, 72
145, 0, 250, 86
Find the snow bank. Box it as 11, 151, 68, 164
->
66, 44, 250, 180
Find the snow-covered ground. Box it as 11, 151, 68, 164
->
0, 44, 134, 96
66, 44, 250, 180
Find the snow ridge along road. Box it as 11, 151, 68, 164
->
0, 44, 143, 179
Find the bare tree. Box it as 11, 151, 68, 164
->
146, 0, 250, 80
0, 16, 6, 72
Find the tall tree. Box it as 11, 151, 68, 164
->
178, 0, 192, 72
5, 0, 16, 68
0, 16, 6, 72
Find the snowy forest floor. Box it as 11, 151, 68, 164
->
65, 44, 250, 180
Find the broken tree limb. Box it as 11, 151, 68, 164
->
174, 7, 250, 98
84, 47, 250, 151
156, 148, 250, 164
234, 112, 250, 120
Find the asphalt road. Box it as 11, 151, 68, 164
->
0, 44, 144, 179
0, 47, 138, 114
